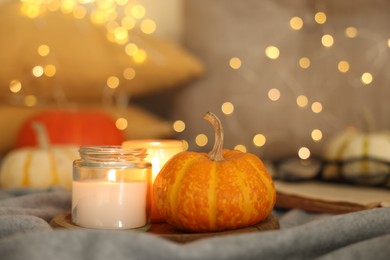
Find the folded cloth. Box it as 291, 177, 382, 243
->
0, 188, 390, 260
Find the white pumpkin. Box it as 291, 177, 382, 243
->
323, 127, 390, 186
0, 122, 79, 190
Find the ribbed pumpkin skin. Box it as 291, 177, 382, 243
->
153, 149, 276, 232
0, 146, 79, 190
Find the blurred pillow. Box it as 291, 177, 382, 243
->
0, 105, 174, 155
173, 0, 390, 160
0, 1, 204, 102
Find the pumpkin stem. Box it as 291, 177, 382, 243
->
203, 112, 224, 161
31, 122, 50, 149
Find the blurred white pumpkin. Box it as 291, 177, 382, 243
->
0, 122, 79, 190
322, 127, 390, 186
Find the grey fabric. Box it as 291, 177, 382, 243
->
0, 188, 390, 259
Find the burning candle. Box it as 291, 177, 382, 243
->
71, 146, 152, 230
122, 139, 184, 222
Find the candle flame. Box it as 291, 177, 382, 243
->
107, 169, 117, 182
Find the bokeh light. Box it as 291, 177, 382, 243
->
296, 95, 309, 108
289, 16, 303, 30
173, 120, 186, 133
221, 102, 234, 115
298, 147, 311, 159
115, 117, 128, 130
321, 34, 334, 47
253, 134, 266, 147
195, 134, 208, 147
229, 57, 242, 69
265, 46, 280, 60
268, 88, 281, 101
234, 145, 247, 152
314, 12, 327, 24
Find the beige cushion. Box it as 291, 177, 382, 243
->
0, 1, 204, 101
0, 105, 174, 155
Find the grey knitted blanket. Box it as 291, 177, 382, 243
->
0, 188, 389, 260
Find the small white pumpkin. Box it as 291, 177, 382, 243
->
0, 122, 79, 190
323, 127, 390, 186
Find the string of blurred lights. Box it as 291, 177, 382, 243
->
9, 0, 159, 133
179, 1, 389, 159
8, 1, 389, 156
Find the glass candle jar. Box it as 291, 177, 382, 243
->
72, 146, 152, 230
122, 139, 184, 222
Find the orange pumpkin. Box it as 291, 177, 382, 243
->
153, 112, 276, 232
15, 109, 124, 148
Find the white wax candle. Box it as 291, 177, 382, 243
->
72, 180, 148, 229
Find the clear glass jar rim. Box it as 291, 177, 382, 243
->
79, 146, 147, 158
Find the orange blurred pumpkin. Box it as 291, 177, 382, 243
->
15, 109, 125, 148
153, 112, 276, 232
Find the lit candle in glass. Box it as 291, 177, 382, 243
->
72, 146, 152, 230
122, 139, 184, 222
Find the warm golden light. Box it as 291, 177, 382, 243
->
32, 66, 44, 77
321, 34, 334, 47
140, 19, 156, 34
114, 26, 128, 42
299, 57, 311, 69
132, 49, 147, 63
289, 16, 303, 30
116, 0, 129, 6
24, 95, 38, 107
121, 15, 136, 30
91, 9, 108, 24
131, 4, 146, 19
115, 117, 128, 130
361, 72, 373, 85
298, 147, 311, 159
221, 102, 234, 115
296, 95, 309, 108
44, 64, 57, 77
311, 129, 323, 142
107, 76, 120, 89
73, 5, 87, 19
182, 140, 189, 151
314, 12, 327, 24
234, 145, 247, 152
253, 134, 266, 147
61, 0, 77, 14
268, 88, 280, 101
9, 80, 22, 93
229, 57, 242, 69
338, 60, 350, 73
265, 46, 280, 60
21, 2, 41, 18
106, 21, 119, 33
345, 27, 358, 38
125, 43, 138, 56
195, 134, 208, 147
123, 67, 136, 80
107, 169, 117, 182
311, 102, 323, 113
38, 45, 50, 56
47, 0, 61, 12
173, 120, 186, 133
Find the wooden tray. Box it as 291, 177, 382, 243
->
51, 212, 279, 243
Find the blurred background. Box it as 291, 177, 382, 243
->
0, 0, 389, 166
